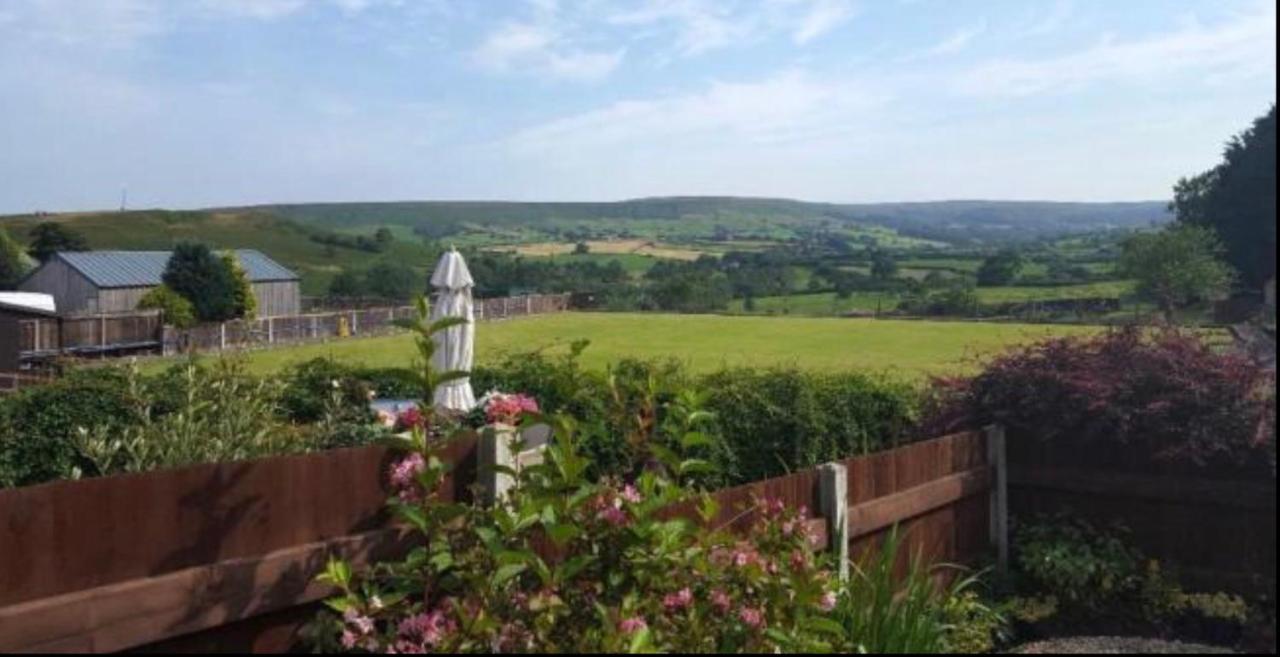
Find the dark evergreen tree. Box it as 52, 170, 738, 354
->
162, 242, 238, 322
1172, 105, 1276, 288
26, 222, 89, 262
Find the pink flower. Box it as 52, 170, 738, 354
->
620, 484, 642, 504
397, 609, 454, 651
343, 607, 375, 635
597, 505, 628, 527
618, 616, 648, 634
389, 453, 426, 501
376, 409, 397, 428
790, 550, 808, 571
732, 549, 755, 568
819, 591, 838, 612
340, 630, 358, 649
738, 606, 766, 630
395, 407, 425, 431
485, 393, 540, 426
662, 587, 693, 612
710, 589, 732, 614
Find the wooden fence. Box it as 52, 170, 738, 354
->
0, 428, 1001, 653
1006, 438, 1276, 596
14, 294, 572, 361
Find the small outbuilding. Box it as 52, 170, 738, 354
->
0, 293, 58, 374
18, 250, 301, 317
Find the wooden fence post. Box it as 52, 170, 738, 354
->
818, 462, 849, 582
985, 424, 1009, 574
219, 322, 226, 351
351, 310, 359, 335
267, 317, 274, 344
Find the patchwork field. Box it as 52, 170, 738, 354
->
167, 312, 1100, 380
485, 239, 711, 261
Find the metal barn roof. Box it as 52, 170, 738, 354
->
56, 250, 299, 288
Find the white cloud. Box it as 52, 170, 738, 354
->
792, 0, 858, 44
956, 3, 1276, 97
507, 69, 889, 155
917, 22, 986, 58
200, 0, 307, 21
472, 20, 623, 81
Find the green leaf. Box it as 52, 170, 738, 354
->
491, 563, 526, 587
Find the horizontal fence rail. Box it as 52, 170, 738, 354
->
0, 428, 1001, 653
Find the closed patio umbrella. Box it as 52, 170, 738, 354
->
429, 248, 476, 412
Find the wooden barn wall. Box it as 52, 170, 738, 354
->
252, 280, 301, 318
17, 259, 100, 315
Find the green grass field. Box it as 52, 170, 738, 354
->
165, 312, 1100, 380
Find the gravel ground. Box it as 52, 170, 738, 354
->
1011, 636, 1236, 654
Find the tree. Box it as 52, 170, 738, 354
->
221, 252, 257, 320
26, 222, 89, 262
1, 226, 31, 288
365, 261, 421, 301
328, 269, 367, 298
137, 285, 196, 328
573, 241, 590, 255
374, 227, 394, 245
976, 250, 1025, 286
870, 251, 898, 281
1119, 224, 1234, 323
1171, 105, 1276, 289
162, 242, 238, 322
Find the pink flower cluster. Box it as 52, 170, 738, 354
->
388, 453, 426, 502
484, 392, 539, 426
340, 608, 379, 651
618, 616, 648, 634
392, 608, 456, 654
590, 483, 642, 527
395, 407, 425, 432
662, 587, 693, 613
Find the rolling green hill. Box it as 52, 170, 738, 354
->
241, 197, 1171, 245
0, 210, 440, 295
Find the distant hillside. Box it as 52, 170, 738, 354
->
241, 197, 1171, 244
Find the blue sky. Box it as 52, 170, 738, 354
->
0, 0, 1274, 212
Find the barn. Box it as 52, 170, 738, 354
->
18, 250, 301, 317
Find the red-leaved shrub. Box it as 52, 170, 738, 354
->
922, 328, 1275, 474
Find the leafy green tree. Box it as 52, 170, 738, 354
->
0, 226, 31, 288
870, 251, 898, 281
162, 242, 238, 322
1172, 105, 1276, 289
573, 241, 590, 255
976, 250, 1025, 286
221, 253, 257, 320
137, 285, 196, 328
1120, 224, 1234, 323
365, 261, 421, 301
328, 269, 367, 298
26, 222, 89, 262
374, 227, 394, 245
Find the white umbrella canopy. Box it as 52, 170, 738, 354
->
429, 248, 477, 412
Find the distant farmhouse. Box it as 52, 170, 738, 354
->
19, 250, 301, 317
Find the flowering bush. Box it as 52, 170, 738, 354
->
479, 391, 540, 426
310, 415, 845, 653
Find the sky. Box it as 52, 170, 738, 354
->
0, 0, 1274, 213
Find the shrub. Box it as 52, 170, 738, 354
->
0, 368, 137, 487
923, 328, 1276, 474
703, 368, 919, 483
137, 285, 196, 328
1012, 514, 1146, 614
73, 361, 308, 476
222, 252, 258, 320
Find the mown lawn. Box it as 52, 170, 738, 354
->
170, 313, 1100, 380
